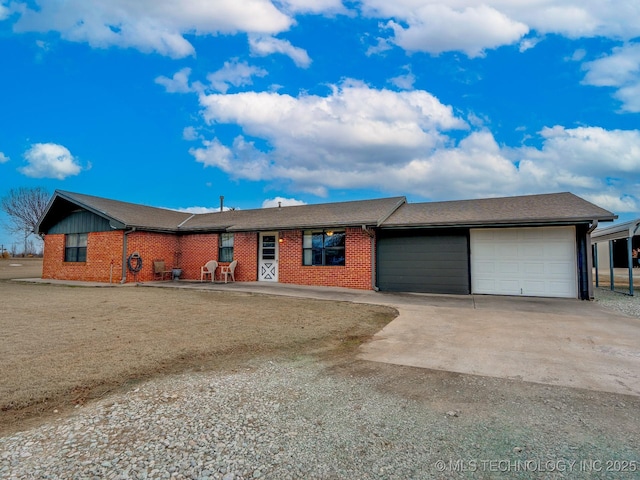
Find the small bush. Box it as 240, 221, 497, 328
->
1, 252, 9, 259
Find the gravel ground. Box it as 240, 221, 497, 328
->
593, 287, 640, 318
2, 290, 639, 479
2, 355, 639, 480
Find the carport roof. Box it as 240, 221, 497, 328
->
591, 218, 640, 242
380, 192, 616, 228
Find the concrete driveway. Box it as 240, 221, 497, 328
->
358, 293, 640, 397
18, 278, 640, 396
190, 282, 640, 397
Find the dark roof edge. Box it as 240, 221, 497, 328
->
380, 217, 616, 230
59, 190, 129, 227
36, 190, 129, 234
35, 191, 60, 234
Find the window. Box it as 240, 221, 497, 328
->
303, 230, 345, 266
65, 233, 87, 262
219, 233, 234, 262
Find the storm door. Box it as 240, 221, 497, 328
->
259, 232, 278, 281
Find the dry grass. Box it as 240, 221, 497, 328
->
0, 278, 396, 434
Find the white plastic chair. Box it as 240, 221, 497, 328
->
200, 260, 218, 282
220, 260, 237, 283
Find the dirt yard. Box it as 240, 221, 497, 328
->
0, 260, 396, 434
1, 259, 639, 477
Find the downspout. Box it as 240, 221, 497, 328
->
120, 227, 136, 284
362, 225, 378, 291
627, 234, 634, 296
586, 220, 598, 299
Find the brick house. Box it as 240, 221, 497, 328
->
36, 190, 615, 299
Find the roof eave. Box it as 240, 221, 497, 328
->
37, 190, 132, 234
381, 216, 616, 230
225, 220, 380, 232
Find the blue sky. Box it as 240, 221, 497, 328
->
1, 1, 640, 251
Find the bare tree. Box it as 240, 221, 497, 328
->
1, 187, 50, 255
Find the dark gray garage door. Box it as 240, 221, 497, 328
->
377, 232, 470, 294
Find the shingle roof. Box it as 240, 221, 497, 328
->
181, 197, 407, 231
37, 190, 615, 235
37, 191, 407, 233
381, 192, 616, 228
38, 191, 193, 232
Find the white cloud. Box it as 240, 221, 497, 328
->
190, 138, 234, 171
0, 152, 8, 163
582, 42, 640, 112
182, 126, 200, 141
192, 81, 471, 195
366, 37, 393, 56
0, 3, 9, 21
582, 193, 638, 213
389, 66, 415, 90
519, 36, 542, 52
10, 0, 293, 58
207, 59, 268, 93
262, 197, 307, 208
196, 81, 467, 174
190, 79, 640, 209
614, 83, 640, 113
520, 126, 640, 177
361, 1, 640, 57
155, 67, 193, 93
384, 5, 529, 58
19, 143, 83, 180
172, 206, 224, 214
570, 48, 587, 62
278, 0, 347, 15
190, 136, 271, 181
249, 35, 311, 68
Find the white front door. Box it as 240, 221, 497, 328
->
259, 232, 279, 282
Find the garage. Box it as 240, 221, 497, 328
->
377, 231, 469, 294
470, 227, 578, 298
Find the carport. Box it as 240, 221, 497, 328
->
592, 218, 640, 296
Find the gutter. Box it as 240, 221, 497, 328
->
362, 225, 379, 291
120, 227, 136, 284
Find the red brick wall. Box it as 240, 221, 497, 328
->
278, 227, 373, 289
230, 232, 258, 282
43, 231, 124, 283
43, 231, 179, 283
125, 231, 179, 282
176, 232, 257, 282
178, 234, 219, 280
43, 228, 373, 289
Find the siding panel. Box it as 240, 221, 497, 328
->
48, 210, 112, 234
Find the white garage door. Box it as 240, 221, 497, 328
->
470, 227, 577, 298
